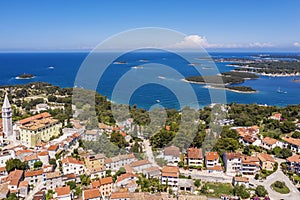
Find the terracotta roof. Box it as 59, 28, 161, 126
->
61, 157, 84, 165
38, 151, 48, 156
98, 123, 108, 129
100, 176, 113, 185
48, 144, 59, 151
257, 153, 275, 163
207, 165, 223, 171
119, 132, 127, 137
242, 156, 260, 166
6, 170, 23, 186
143, 166, 160, 173
161, 166, 179, 177
91, 180, 101, 188
15, 149, 33, 156
116, 173, 137, 183
46, 171, 61, 179
262, 137, 278, 145
163, 146, 180, 157
224, 152, 242, 159
234, 176, 249, 183
188, 148, 203, 159
205, 152, 219, 161
130, 159, 151, 167
0, 166, 6, 172
282, 137, 300, 146
110, 192, 130, 199
24, 153, 39, 161
25, 169, 44, 177
165, 126, 171, 131
55, 186, 70, 196
83, 188, 101, 199
243, 135, 255, 143
19, 180, 28, 188
19, 112, 51, 125
286, 155, 300, 163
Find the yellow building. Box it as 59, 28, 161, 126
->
257, 153, 276, 171
17, 112, 61, 147
85, 153, 106, 171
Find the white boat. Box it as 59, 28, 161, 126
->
277, 87, 287, 94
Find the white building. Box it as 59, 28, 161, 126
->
223, 152, 242, 175
130, 159, 152, 173
54, 186, 72, 200
0, 150, 15, 167
261, 137, 283, 150
105, 154, 136, 172
62, 157, 85, 175
161, 166, 179, 192
2, 93, 13, 138
163, 146, 180, 165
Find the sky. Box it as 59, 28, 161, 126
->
1, 0, 300, 52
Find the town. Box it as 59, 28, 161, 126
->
0, 83, 299, 200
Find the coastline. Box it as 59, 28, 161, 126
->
232, 70, 300, 77
15, 76, 35, 80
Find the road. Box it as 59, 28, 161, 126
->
143, 139, 160, 169
25, 180, 44, 200
180, 169, 233, 183
250, 167, 300, 200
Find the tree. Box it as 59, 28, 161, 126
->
5, 158, 28, 173
234, 184, 250, 199
49, 158, 57, 169
66, 181, 76, 190
194, 179, 201, 188
292, 131, 300, 139
255, 185, 268, 197
243, 146, 252, 156
80, 174, 91, 186
4, 193, 18, 200
34, 161, 43, 168
280, 148, 292, 159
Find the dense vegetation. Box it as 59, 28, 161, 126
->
225, 86, 256, 92
234, 61, 300, 75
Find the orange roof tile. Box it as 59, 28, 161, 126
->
164, 146, 180, 157
91, 180, 101, 188
19, 112, 51, 125
116, 173, 137, 183
110, 192, 130, 199
225, 152, 242, 159
6, 170, 23, 186
262, 137, 278, 145
24, 153, 39, 161
61, 157, 84, 165
55, 186, 70, 196
207, 165, 223, 171
119, 132, 127, 137
48, 144, 59, 151
161, 166, 179, 177
286, 155, 300, 163
282, 137, 300, 146
130, 159, 151, 167
257, 153, 275, 163
25, 169, 44, 177
234, 176, 249, 183
19, 181, 28, 188
205, 152, 219, 161
38, 151, 48, 156
100, 176, 113, 185
188, 148, 203, 159
83, 188, 101, 199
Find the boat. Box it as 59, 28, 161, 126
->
277, 87, 287, 94
156, 99, 160, 103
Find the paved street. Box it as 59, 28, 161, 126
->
180, 169, 233, 183
250, 168, 300, 200
143, 139, 160, 169
25, 180, 44, 200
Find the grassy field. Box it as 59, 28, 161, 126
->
271, 181, 290, 194
204, 182, 234, 198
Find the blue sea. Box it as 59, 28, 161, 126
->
0, 51, 300, 110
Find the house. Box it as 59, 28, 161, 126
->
4, 169, 24, 192
163, 146, 180, 165
82, 129, 100, 141
61, 157, 85, 175
110, 192, 131, 200
37, 151, 49, 165
18, 181, 29, 198
46, 171, 63, 190
234, 126, 261, 146
241, 156, 260, 175
16, 112, 62, 147
186, 148, 203, 167
0, 183, 9, 199
130, 160, 152, 172
257, 153, 276, 171
47, 144, 60, 158
0, 150, 15, 167
104, 154, 136, 171
205, 152, 220, 169
33, 190, 46, 200
161, 166, 179, 191
261, 137, 282, 150
23, 153, 40, 169
142, 166, 160, 179
233, 176, 250, 188
206, 165, 223, 173
178, 178, 194, 193
282, 137, 300, 153
82, 188, 101, 200
54, 186, 72, 200
91, 177, 113, 198
115, 173, 138, 192
88, 166, 106, 180
269, 113, 282, 121
24, 169, 45, 185
286, 155, 300, 175
85, 153, 106, 172
223, 152, 242, 175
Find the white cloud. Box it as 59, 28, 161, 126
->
169, 35, 274, 49
293, 42, 300, 47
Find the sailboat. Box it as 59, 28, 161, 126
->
277, 87, 287, 94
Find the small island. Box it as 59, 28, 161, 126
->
185, 71, 258, 93
16, 73, 35, 79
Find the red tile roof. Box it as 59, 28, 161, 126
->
55, 186, 70, 196
286, 155, 300, 163
164, 146, 180, 157
161, 166, 179, 177
83, 188, 101, 199
187, 148, 203, 159
205, 152, 219, 161
61, 157, 84, 165
25, 169, 44, 177
262, 137, 278, 145
110, 192, 130, 199
19, 112, 51, 125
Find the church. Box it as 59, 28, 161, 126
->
0, 93, 13, 145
